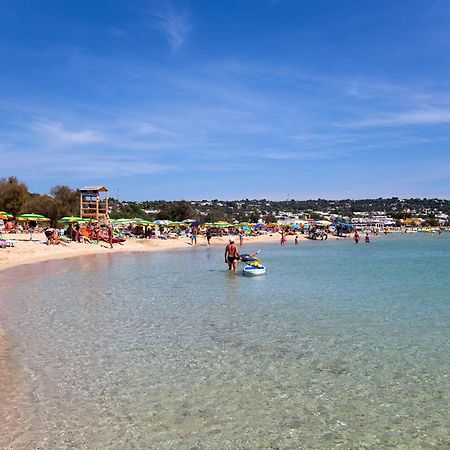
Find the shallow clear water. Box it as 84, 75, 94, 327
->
1, 234, 449, 449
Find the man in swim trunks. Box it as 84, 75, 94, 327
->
225, 239, 240, 271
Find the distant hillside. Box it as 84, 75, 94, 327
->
110, 197, 450, 225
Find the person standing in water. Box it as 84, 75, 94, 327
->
295, 235, 299, 245
365, 232, 370, 244
239, 231, 244, 247
280, 230, 287, 246
191, 227, 197, 245
354, 230, 360, 244
225, 239, 240, 271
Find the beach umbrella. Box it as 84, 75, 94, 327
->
316, 220, 332, 226
168, 221, 188, 227
255, 223, 265, 229
212, 221, 231, 227
291, 224, 301, 229
114, 218, 141, 224
58, 216, 88, 223
241, 225, 251, 231
0, 211, 13, 220
16, 213, 50, 222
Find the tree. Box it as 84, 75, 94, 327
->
0, 176, 29, 217
50, 185, 79, 218
21, 195, 57, 225
263, 212, 277, 224
248, 211, 260, 223
204, 209, 224, 223
157, 201, 197, 221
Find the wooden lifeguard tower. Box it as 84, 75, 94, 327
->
80, 186, 109, 221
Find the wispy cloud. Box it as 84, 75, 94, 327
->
151, 2, 190, 50
346, 108, 450, 128
261, 150, 337, 160
31, 120, 104, 145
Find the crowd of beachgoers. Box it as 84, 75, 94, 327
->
0, 214, 447, 273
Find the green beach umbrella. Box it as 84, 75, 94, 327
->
17, 213, 50, 222
0, 211, 13, 220
213, 221, 232, 228
114, 218, 143, 223
58, 216, 89, 223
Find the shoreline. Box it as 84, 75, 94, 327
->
1, 232, 333, 276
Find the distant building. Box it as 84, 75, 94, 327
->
351, 214, 396, 228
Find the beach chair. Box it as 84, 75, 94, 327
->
0, 238, 15, 248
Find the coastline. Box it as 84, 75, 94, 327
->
0, 232, 333, 276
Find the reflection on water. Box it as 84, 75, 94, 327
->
1, 235, 449, 448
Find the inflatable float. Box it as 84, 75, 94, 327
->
242, 259, 267, 277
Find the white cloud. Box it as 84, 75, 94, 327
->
31, 120, 104, 145
152, 3, 190, 50
261, 150, 337, 160
345, 109, 450, 128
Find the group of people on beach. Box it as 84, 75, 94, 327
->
44, 222, 115, 248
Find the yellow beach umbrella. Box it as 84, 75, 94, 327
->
0, 211, 13, 220
17, 213, 50, 222
59, 216, 89, 223
212, 221, 232, 228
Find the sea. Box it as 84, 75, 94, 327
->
0, 233, 449, 449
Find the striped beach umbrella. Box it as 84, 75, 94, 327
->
114, 218, 143, 224
0, 211, 13, 220
58, 216, 89, 223
16, 213, 50, 221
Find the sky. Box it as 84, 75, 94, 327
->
1, 0, 450, 201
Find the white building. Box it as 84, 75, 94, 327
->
350, 214, 396, 228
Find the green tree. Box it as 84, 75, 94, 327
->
263, 212, 277, 224
0, 176, 29, 217
205, 209, 224, 223
21, 195, 58, 225
157, 201, 197, 221
248, 211, 260, 223
50, 185, 79, 218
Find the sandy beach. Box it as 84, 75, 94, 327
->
0, 232, 328, 274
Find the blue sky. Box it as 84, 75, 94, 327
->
1, 0, 450, 200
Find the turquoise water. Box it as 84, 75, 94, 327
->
1, 234, 449, 448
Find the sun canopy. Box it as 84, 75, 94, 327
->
17, 214, 50, 222
59, 216, 89, 223
0, 211, 13, 220
113, 218, 143, 223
